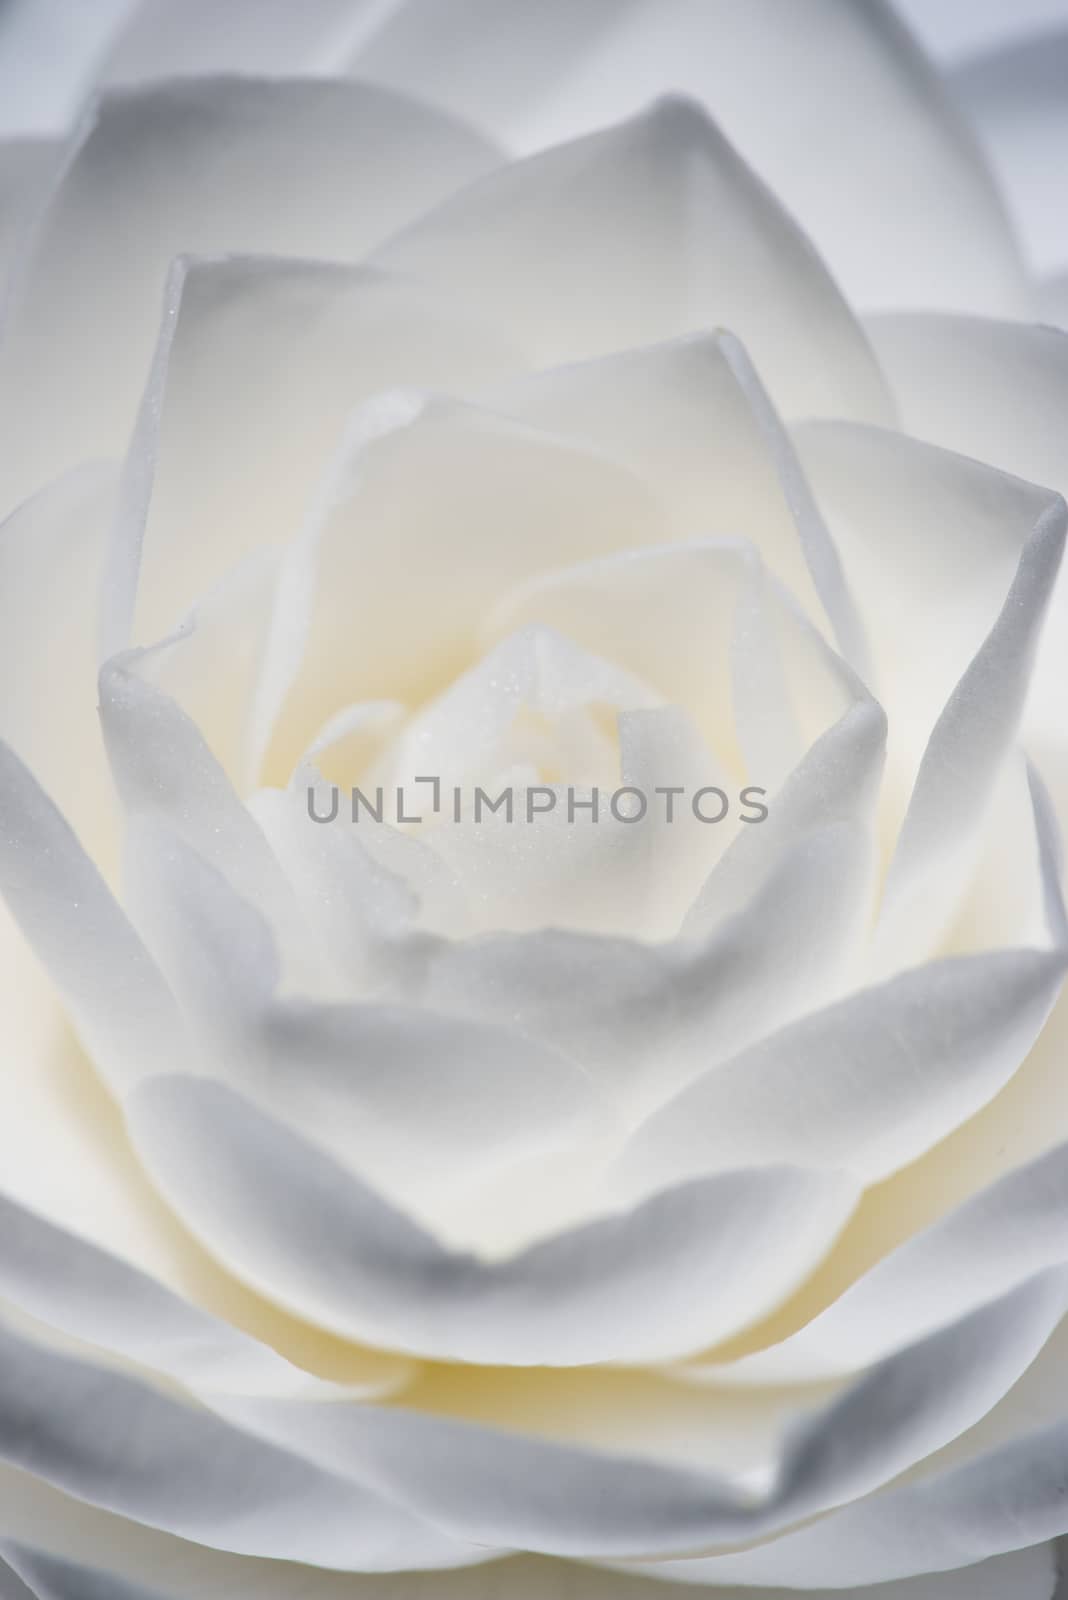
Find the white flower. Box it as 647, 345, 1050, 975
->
1, 2, 1067, 1596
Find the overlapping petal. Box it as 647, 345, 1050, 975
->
373, 98, 893, 423
0, 77, 503, 514
353, 0, 1028, 317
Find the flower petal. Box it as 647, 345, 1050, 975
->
0, 0, 129, 136
652, 1420, 1068, 1587
0, 137, 56, 287
0, 1188, 405, 1401
98, 659, 311, 981
0, 1465, 474, 1599
423, 811, 877, 1112
212, 1280, 1068, 1566
684, 1137, 1068, 1389
0, 78, 502, 514
259, 396, 668, 777
4, 1535, 1049, 1600
873, 493, 1065, 972
483, 332, 869, 667
125, 1073, 858, 1366
0, 740, 188, 1092
0, 1319, 483, 1570
865, 313, 1068, 826
124, 820, 611, 1253
0, 465, 119, 870
358, 0, 1029, 316
374, 98, 893, 423
952, 32, 1068, 277
107, 255, 522, 654
615, 949, 1066, 1196
104, 0, 388, 84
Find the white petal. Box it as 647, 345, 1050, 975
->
0, 138, 57, 288
616, 949, 1066, 1196
1041, 269, 1068, 326
0, 465, 119, 871
0, 896, 399, 1385
794, 424, 1059, 825
866, 316, 1068, 500
257, 771, 469, 985
862, 313, 1068, 820
0, 1319, 482, 1570
373, 99, 893, 424
126, 1073, 857, 1366
952, 33, 1068, 276
124, 820, 610, 1251
0, 79, 502, 514
684, 689, 885, 936
684, 1137, 1068, 1388
0, 1189, 404, 1402
423, 813, 876, 1113
104, 0, 391, 84
98, 659, 309, 979
108, 256, 522, 654
873, 494, 1065, 972
213, 1283, 1068, 1565
358, 0, 1028, 316
657, 1422, 1068, 1587
483, 332, 869, 667
0, 0, 131, 136
5, 1535, 1048, 1600
260, 396, 667, 776
130, 553, 280, 794
895, 0, 1068, 60
0, 741, 188, 1092
0, 1463, 482, 1599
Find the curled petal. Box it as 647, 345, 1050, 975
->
125, 1073, 858, 1366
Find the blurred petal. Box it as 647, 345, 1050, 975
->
3, 1535, 1050, 1600
951, 32, 1068, 277
374, 98, 893, 423
357, 0, 1028, 316
1040, 269, 1068, 326
104, 0, 392, 84
0, 465, 118, 869
0, 78, 502, 513
0, 0, 133, 136
894, 0, 1068, 60
0, 138, 57, 289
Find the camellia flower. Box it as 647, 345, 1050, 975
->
2, 1, 1068, 1596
